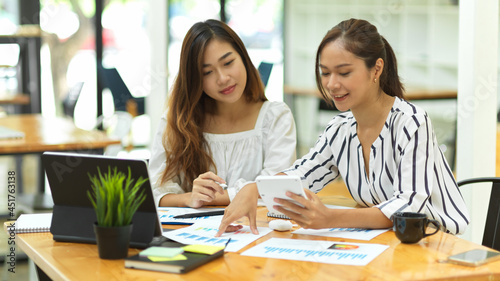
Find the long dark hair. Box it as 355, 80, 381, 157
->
161, 19, 266, 192
315, 18, 405, 104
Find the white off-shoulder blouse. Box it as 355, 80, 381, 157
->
149, 101, 297, 207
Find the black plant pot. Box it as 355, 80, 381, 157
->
93, 223, 133, 259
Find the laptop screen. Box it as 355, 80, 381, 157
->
41, 151, 162, 248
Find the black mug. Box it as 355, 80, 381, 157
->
393, 212, 440, 244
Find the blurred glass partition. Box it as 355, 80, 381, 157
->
167, 0, 284, 101
226, 0, 283, 101
167, 0, 220, 89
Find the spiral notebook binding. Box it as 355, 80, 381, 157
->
15, 213, 52, 233
266, 211, 291, 220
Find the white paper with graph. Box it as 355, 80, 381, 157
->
292, 227, 389, 240
241, 238, 389, 266
157, 207, 225, 225
162, 221, 272, 252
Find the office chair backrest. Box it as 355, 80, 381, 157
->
98, 66, 145, 116
257, 61, 273, 87
62, 82, 84, 119
457, 177, 500, 251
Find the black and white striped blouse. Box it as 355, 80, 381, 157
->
283, 97, 470, 235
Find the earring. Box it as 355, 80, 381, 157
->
374, 78, 377, 83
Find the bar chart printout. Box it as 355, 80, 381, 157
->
241, 238, 389, 266
292, 227, 389, 240
157, 207, 225, 225
163, 221, 272, 252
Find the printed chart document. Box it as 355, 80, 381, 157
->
158, 207, 225, 225
163, 221, 272, 252
241, 238, 389, 266
292, 227, 389, 240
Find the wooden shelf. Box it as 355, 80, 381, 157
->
0, 25, 41, 38
0, 23, 41, 113
0, 94, 30, 105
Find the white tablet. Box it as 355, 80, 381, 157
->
256, 175, 308, 218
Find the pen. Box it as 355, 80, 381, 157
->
173, 210, 225, 219
215, 181, 228, 190
224, 238, 232, 248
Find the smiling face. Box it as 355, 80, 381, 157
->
201, 39, 248, 105
319, 40, 380, 112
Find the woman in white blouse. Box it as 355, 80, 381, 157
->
149, 19, 296, 208
217, 18, 469, 236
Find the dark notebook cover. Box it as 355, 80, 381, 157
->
124, 249, 224, 274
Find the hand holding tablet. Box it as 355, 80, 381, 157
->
256, 175, 308, 218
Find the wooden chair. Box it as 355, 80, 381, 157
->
457, 177, 500, 251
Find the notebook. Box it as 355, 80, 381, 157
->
41, 151, 168, 248
266, 211, 291, 219
125, 243, 225, 274
15, 213, 52, 233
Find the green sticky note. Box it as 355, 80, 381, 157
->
148, 254, 187, 262
139, 247, 184, 258
182, 244, 224, 255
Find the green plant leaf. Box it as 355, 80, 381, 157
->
87, 165, 148, 227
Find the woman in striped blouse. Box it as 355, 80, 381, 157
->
217, 18, 469, 236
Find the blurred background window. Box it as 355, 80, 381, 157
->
39, 0, 96, 128
168, 0, 284, 101
39, 0, 151, 132
0, 0, 22, 109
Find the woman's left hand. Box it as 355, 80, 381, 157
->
273, 189, 332, 229
189, 172, 226, 208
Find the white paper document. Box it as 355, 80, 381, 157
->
157, 207, 225, 225
241, 238, 389, 266
163, 221, 272, 252
292, 227, 389, 240
0, 126, 24, 139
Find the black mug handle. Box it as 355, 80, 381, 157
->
423, 219, 440, 238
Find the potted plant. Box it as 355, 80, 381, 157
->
87, 166, 147, 259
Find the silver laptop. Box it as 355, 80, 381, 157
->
42, 151, 169, 248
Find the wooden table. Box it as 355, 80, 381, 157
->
12, 196, 500, 281
0, 114, 121, 205
0, 114, 120, 154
